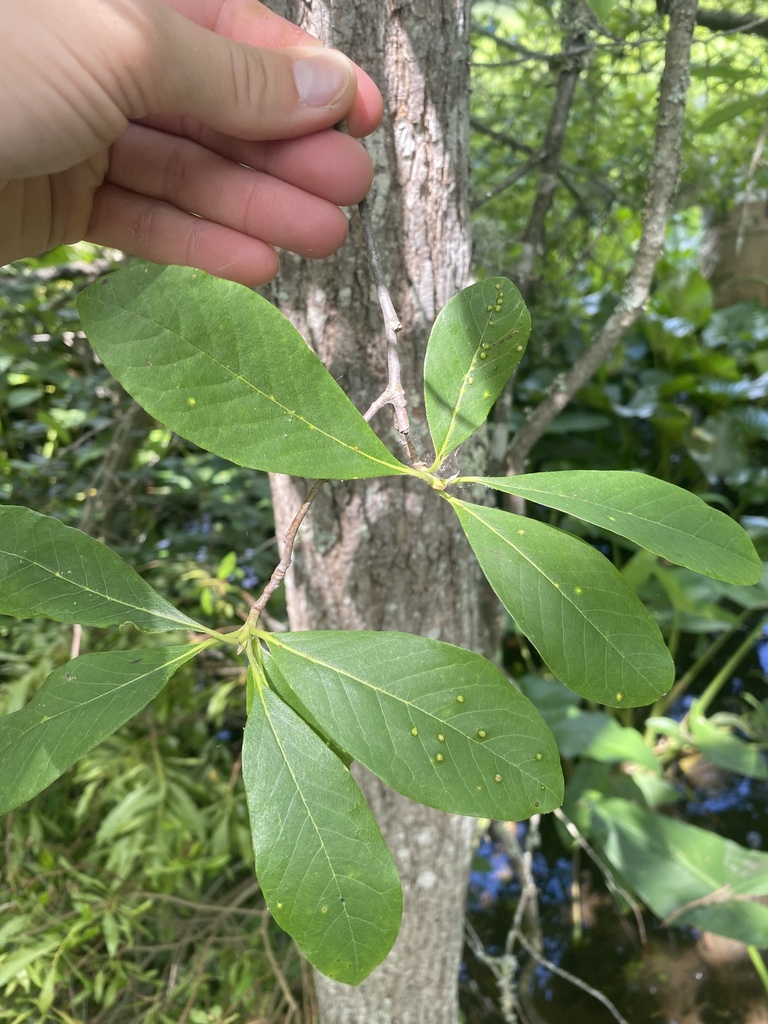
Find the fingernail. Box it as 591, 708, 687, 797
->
293, 52, 351, 108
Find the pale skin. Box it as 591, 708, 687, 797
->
0, 0, 383, 285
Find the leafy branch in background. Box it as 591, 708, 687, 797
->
0, 262, 760, 984
505, 0, 698, 474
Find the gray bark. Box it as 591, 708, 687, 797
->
267, 0, 494, 1021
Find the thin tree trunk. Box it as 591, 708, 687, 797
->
267, 1, 493, 1020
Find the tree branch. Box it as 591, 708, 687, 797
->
513, 1, 595, 297
358, 196, 420, 464
514, 929, 632, 1024
473, 152, 544, 207
246, 478, 325, 629
695, 7, 768, 39
487, 0, 594, 475
507, 0, 699, 475
472, 23, 595, 64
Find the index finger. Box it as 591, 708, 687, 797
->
163, 0, 383, 137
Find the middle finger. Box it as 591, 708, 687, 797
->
107, 123, 354, 257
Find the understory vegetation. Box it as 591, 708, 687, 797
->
1, 1, 768, 1021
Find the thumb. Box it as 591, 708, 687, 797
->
154, 11, 358, 141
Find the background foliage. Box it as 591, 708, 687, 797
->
1, 0, 768, 1020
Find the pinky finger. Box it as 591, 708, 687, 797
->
85, 183, 280, 286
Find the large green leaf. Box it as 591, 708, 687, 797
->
0, 506, 201, 632
588, 797, 768, 946
0, 644, 205, 814
449, 499, 674, 706
687, 703, 768, 780
77, 264, 409, 480
424, 278, 530, 466
463, 471, 762, 585
262, 630, 563, 819
242, 679, 402, 984
548, 709, 661, 773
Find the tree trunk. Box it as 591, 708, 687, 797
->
267, 1, 491, 1020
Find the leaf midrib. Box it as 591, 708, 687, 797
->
257, 686, 365, 970
453, 500, 660, 669
110, 300, 406, 475
438, 307, 494, 460
268, 638, 555, 791
0, 543, 193, 630
462, 476, 755, 562
4, 646, 207, 737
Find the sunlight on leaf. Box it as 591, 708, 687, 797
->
584, 0, 619, 19
687, 702, 768, 780
588, 797, 768, 947
449, 498, 674, 706
424, 278, 530, 466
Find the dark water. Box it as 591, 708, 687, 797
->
461, 759, 768, 1024
460, 631, 768, 1023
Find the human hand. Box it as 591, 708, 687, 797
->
0, 0, 382, 284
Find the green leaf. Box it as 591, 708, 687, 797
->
0, 943, 62, 987
697, 95, 766, 134
449, 499, 674, 706
690, 64, 763, 84
553, 710, 661, 773
262, 630, 563, 819
424, 278, 530, 465
77, 264, 409, 480
242, 679, 402, 984
584, 0, 618, 18
0, 506, 202, 631
687, 703, 768, 780
588, 797, 768, 947
0, 644, 205, 814
464, 471, 762, 586
516, 674, 661, 772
